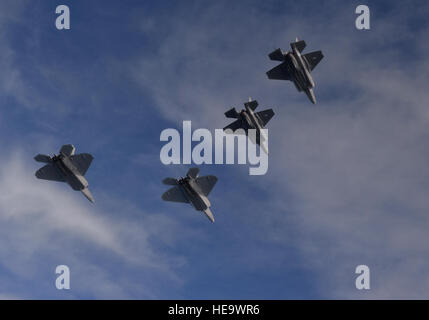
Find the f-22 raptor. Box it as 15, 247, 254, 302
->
34, 144, 95, 203
162, 168, 218, 223
223, 98, 274, 154
267, 38, 323, 104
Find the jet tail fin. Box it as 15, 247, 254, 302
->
81, 188, 95, 203
203, 208, 215, 223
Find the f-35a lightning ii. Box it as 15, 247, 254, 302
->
266, 38, 323, 104
34, 144, 95, 203
223, 98, 274, 154
162, 168, 218, 223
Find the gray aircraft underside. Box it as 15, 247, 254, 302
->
266, 38, 323, 104
162, 167, 218, 223
34, 144, 95, 203
223, 98, 274, 154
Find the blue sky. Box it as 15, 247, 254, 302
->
0, 0, 429, 299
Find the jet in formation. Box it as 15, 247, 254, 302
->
162, 168, 218, 223
223, 98, 274, 154
34, 144, 95, 203
266, 38, 323, 104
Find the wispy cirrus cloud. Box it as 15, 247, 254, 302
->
0, 150, 189, 299
2, 0, 429, 299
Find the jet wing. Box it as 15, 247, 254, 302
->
162, 186, 189, 203
223, 119, 246, 134
196, 175, 218, 196
303, 51, 323, 71
256, 109, 275, 127
225, 108, 239, 119
268, 48, 284, 61
35, 164, 65, 182
266, 63, 291, 81
70, 153, 94, 176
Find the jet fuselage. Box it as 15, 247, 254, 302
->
52, 153, 88, 191
284, 49, 314, 91
240, 106, 268, 145
178, 176, 210, 211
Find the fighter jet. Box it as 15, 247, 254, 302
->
34, 144, 95, 203
266, 38, 323, 104
223, 98, 274, 154
162, 168, 218, 223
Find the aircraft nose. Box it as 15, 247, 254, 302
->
204, 208, 215, 223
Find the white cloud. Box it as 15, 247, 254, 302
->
0, 150, 187, 298
131, 1, 429, 298
2, 0, 429, 299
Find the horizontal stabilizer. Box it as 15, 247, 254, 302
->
268, 48, 284, 61
224, 108, 239, 119
303, 51, 323, 71
244, 99, 258, 111
291, 39, 306, 52
163, 177, 178, 185
60, 144, 75, 157
34, 154, 52, 163
81, 188, 95, 203
187, 167, 200, 179
203, 208, 215, 223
